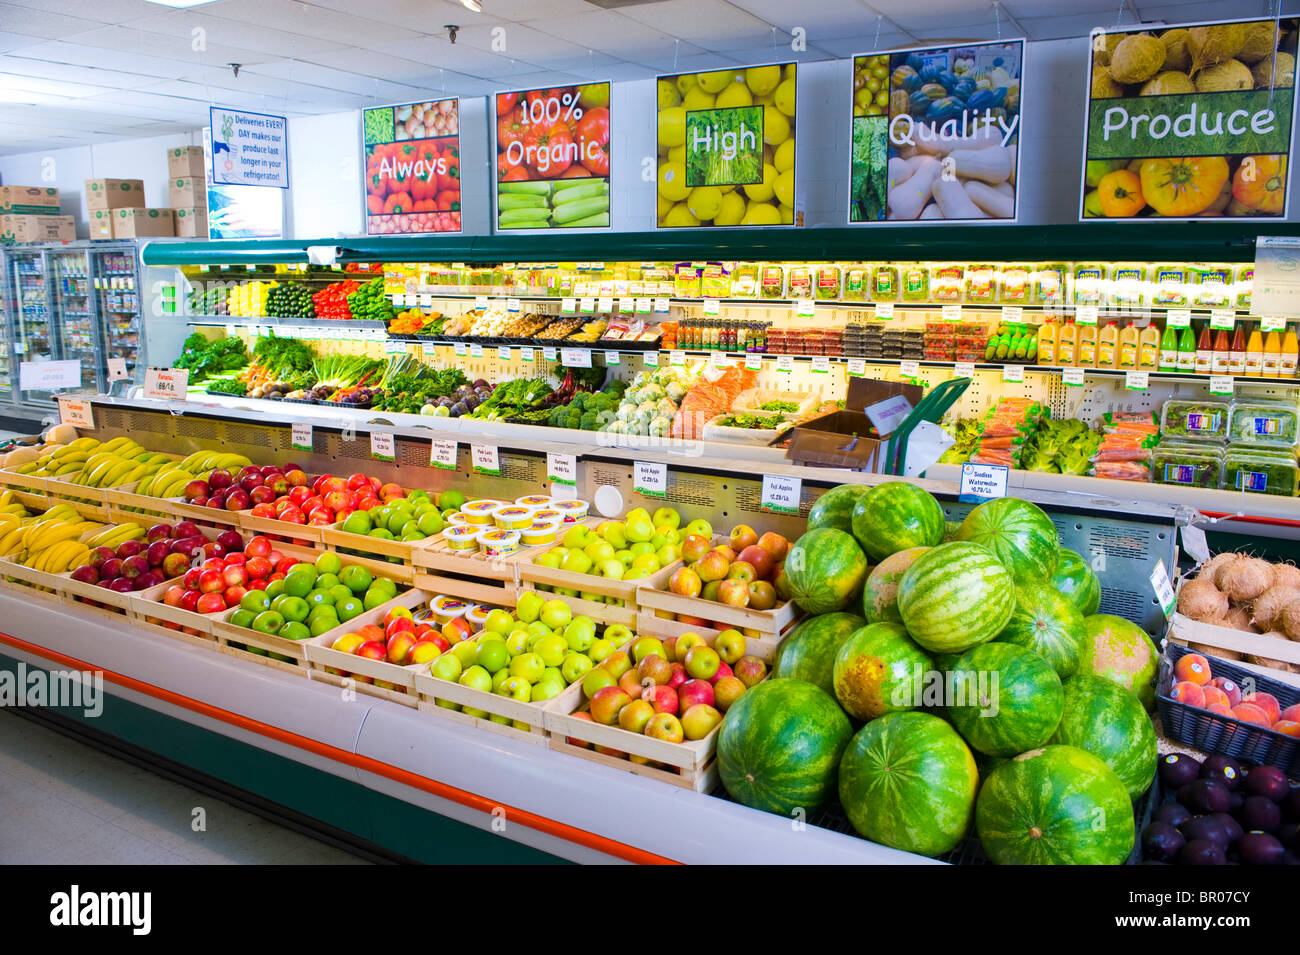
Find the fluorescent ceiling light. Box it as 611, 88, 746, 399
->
140, 0, 221, 8
461, 0, 483, 11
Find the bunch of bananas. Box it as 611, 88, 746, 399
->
83, 522, 148, 550
11, 437, 170, 490
134, 450, 253, 500
175, 450, 253, 475
0, 490, 33, 522
0, 503, 108, 573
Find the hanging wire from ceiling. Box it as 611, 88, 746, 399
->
992, 1, 1002, 42
872, 14, 882, 52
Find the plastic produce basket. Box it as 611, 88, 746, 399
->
882, 377, 970, 476
1156, 643, 1300, 776
731, 387, 818, 417
700, 413, 795, 446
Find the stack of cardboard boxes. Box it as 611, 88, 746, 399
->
0, 186, 76, 243
167, 146, 208, 238
84, 146, 210, 241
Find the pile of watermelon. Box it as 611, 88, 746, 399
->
719, 481, 1160, 865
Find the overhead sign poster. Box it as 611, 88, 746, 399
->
1082, 17, 1298, 220
655, 62, 796, 228
363, 98, 461, 235
494, 83, 610, 231
209, 107, 288, 188
850, 40, 1023, 222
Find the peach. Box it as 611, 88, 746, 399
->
1211, 676, 1242, 707
1207, 703, 1234, 717
1173, 653, 1212, 686
1242, 691, 1281, 725
1232, 703, 1271, 726
1200, 686, 1230, 709
1273, 720, 1300, 737
1281, 703, 1300, 723
1169, 681, 1205, 707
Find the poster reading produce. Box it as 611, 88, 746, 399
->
655, 62, 796, 228
850, 41, 1023, 222
1082, 17, 1297, 220
494, 83, 610, 230
362, 98, 460, 235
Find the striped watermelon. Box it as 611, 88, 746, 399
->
996, 580, 1085, 678
784, 528, 868, 615
956, 497, 1060, 585
1050, 548, 1102, 616
896, 541, 1015, 653
772, 612, 865, 696
807, 484, 869, 535
1077, 613, 1159, 711
975, 745, 1135, 865
849, 481, 945, 562
947, 642, 1064, 758
1051, 674, 1157, 800
862, 546, 929, 623
838, 712, 979, 857
832, 622, 933, 721
717, 679, 853, 817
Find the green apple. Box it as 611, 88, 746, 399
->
618, 549, 635, 568
588, 637, 614, 664
525, 620, 553, 639
491, 668, 511, 693
515, 590, 545, 623
582, 667, 617, 699
341, 511, 372, 535
229, 608, 256, 629
505, 628, 530, 656
655, 526, 681, 544
458, 664, 492, 693
652, 507, 680, 529
509, 652, 545, 684
314, 551, 343, 576
534, 549, 563, 570
540, 599, 572, 630
598, 521, 628, 549
561, 549, 593, 575
597, 559, 625, 580
531, 673, 566, 701
580, 591, 603, 603
650, 533, 669, 551
430, 653, 462, 682
603, 624, 633, 646
631, 554, 661, 574
625, 507, 651, 525
584, 539, 616, 563
534, 634, 569, 668
483, 608, 515, 635
685, 518, 713, 539
560, 651, 592, 684
563, 618, 596, 652
622, 566, 654, 581
452, 639, 480, 668
629, 541, 656, 558
252, 610, 284, 634
656, 544, 680, 565
475, 638, 510, 674
631, 636, 667, 662
555, 586, 579, 598
624, 515, 654, 542
276, 595, 310, 623
316, 573, 340, 591
361, 587, 390, 611
561, 525, 590, 549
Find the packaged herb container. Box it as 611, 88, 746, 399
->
1152, 443, 1224, 488
1223, 448, 1300, 496
872, 265, 900, 302
1227, 400, 1300, 448
966, 264, 997, 304
1193, 266, 1233, 307
1152, 266, 1189, 307
815, 264, 842, 300
760, 264, 786, 299
1236, 266, 1255, 310
787, 265, 813, 300
931, 264, 965, 302
998, 264, 1032, 304
842, 265, 867, 301
1033, 264, 1066, 307
1072, 264, 1106, 306
901, 264, 929, 302
1160, 399, 1231, 442
1111, 265, 1146, 309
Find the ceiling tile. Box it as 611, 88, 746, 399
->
200, 0, 404, 49
0, 1, 100, 38
1, 0, 152, 25
105, 11, 347, 58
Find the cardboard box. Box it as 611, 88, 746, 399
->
113, 207, 174, 238
88, 208, 115, 240
781, 378, 924, 471
168, 176, 205, 208
167, 146, 206, 179
173, 206, 208, 238
0, 186, 60, 216
85, 179, 145, 211
0, 214, 75, 244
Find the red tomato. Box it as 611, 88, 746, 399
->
496, 91, 518, 116
524, 121, 574, 177
500, 163, 530, 182
574, 107, 610, 177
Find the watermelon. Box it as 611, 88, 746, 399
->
717, 679, 853, 817
1051, 547, 1102, 616
850, 481, 945, 562
1051, 674, 1157, 800
772, 612, 865, 695
956, 497, 1060, 584
975, 745, 1135, 865
1077, 613, 1159, 711
838, 712, 979, 857
807, 484, 868, 535
996, 580, 1085, 678
947, 642, 1064, 758
832, 622, 933, 721
896, 541, 1016, 653
784, 528, 868, 615
943, 520, 962, 542
862, 546, 929, 623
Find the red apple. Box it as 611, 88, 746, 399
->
247, 579, 268, 591
244, 556, 272, 580
178, 589, 201, 612
288, 486, 313, 508
244, 536, 272, 559
163, 585, 187, 608
120, 554, 148, 580
221, 564, 248, 589
666, 662, 688, 689
223, 585, 248, 608
284, 469, 308, 488
109, 577, 135, 593
710, 659, 734, 685
162, 552, 191, 579
347, 473, 370, 491
146, 523, 173, 543
183, 480, 209, 502
757, 532, 789, 562
379, 483, 404, 501
181, 567, 202, 590
88, 546, 116, 569
145, 540, 171, 567
250, 503, 276, 520
279, 506, 305, 525
644, 683, 679, 715
224, 488, 250, 511
249, 485, 277, 506
307, 507, 335, 526
386, 631, 418, 664
173, 520, 201, 540
201, 541, 226, 560
357, 640, 387, 663
322, 476, 348, 495
69, 564, 99, 585
197, 569, 224, 593
115, 539, 143, 559
196, 592, 227, 614
200, 557, 224, 572
717, 578, 751, 608
207, 469, 232, 490
737, 544, 774, 580
678, 678, 715, 709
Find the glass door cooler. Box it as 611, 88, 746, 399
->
0, 249, 13, 406
88, 243, 144, 390
9, 247, 57, 407
48, 246, 104, 394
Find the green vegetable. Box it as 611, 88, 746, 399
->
552, 195, 610, 224
850, 116, 888, 222
174, 333, 248, 381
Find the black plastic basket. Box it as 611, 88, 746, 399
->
1157, 642, 1300, 775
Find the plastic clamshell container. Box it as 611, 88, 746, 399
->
520, 522, 559, 546
459, 499, 502, 525
1152, 443, 1224, 488
1222, 448, 1300, 496
1160, 400, 1231, 443
478, 528, 521, 558
442, 524, 482, 552
491, 504, 536, 530
514, 495, 552, 509
431, 594, 472, 624
1227, 400, 1300, 449
549, 499, 589, 522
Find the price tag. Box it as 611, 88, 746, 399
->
776, 354, 795, 372
1261, 314, 1287, 332
636, 298, 652, 314
1181, 523, 1211, 566
1150, 560, 1176, 618
474, 295, 489, 309
580, 296, 596, 312
670, 350, 686, 366
1063, 366, 1086, 386
875, 302, 895, 319
107, 358, 128, 382
291, 423, 313, 452
712, 354, 732, 369
144, 367, 188, 401
520, 347, 534, 362
1001, 306, 1023, 322
454, 342, 468, 357
472, 444, 500, 476
403, 293, 417, 308
497, 346, 512, 361
225, 323, 237, 336
703, 299, 721, 315
794, 299, 816, 317
562, 297, 577, 313
645, 351, 659, 367
623, 298, 638, 313
865, 394, 913, 436
954, 361, 975, 378
654, 298, 671, 313
760, 475, 802, 515
959, 462, 1009, 503
1002, 364, 1025, 383
543, 346, 558, 361
633, 461, 666, 498
1210, 308, 1236, 330
561, 348, 592, 368
847, 358, 867, 376
507, 298, 522, 313
811, 356, 830, 374
1125, 370, 1149, 391
430, 440, 457, 470
419, 293, 434, 308
1209, 374, 1235, 396
547, 452, 577, 488
745, 353, 764, 371
899, 360, 920, 380
605, 350, 621, 365
470, 343, 484, 358
57, 397, 93, 428
21, 359, 82, 392
942, 304, 962, 322
1167, 309, 1191, 328
390, 293, 404, 307
384, 339, 407, 354
369, 432, 395, 462
598, 296, 614, 312
1076, 305, 1098, 326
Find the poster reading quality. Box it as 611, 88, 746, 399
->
363, 99, 461, 235
1083, 17, 1297, 220
495, 84, 610, 230
656, 62, 796, 228
209, 107, 288, 188
850, 41, 1022, 222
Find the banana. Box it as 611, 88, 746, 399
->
27, 521, 83, 554
97, 438, 128, 454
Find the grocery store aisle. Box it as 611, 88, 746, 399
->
0, 710, 369, 864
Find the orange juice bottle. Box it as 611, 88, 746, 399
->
1263, 329, 1283, 377
1245, 325, 1264, 377
1282, 325, 1299, 377
1036, 319, 1058, 365
1056, 319, 1078, 366
1077, 321, 1098, 367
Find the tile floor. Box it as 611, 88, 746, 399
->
0, 710, 368, 864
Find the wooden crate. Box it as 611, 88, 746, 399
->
0, 468, 50, 498
165, 496, 244, 529
412, 537, 526, 605
0, 555, 67, 599
320, 520, 441, 573
1168, 611, 1300, 689
43, 475, 110, 512
237, 508, 327, 547
7, 489, 47, 512
635, 585, 800, 650
634, 610, 787, 664
413, 663, 564, 746
60, 566, 143, 623
210, 607, 314, 675
104, 481, 177, 524
302, 589, 431, 707
517, 550, 677, 630
128, 578, 220, 648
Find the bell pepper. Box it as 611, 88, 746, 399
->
437, 145, 460, 192
384, 192, 413, 214
436, 190, 460, 212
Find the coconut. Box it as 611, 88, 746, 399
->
1109, 33, 1167, 84
1091, 68, 1124, 98
1211, 554, 1246, 590
1196, 59, 1254, 92
1249, 583, 1300, 631
1271, 562, 1300, 591
1237, 21, 1279, 64
1253, 51, 1295, 89
1140, 71, 1195, 96
1220, 606, 1259, 633
1177, 577, 1230, 622
1160, 29, 1193, 73
1189, 23, 1248, 72
1281, 598, 1300, 640
1189, 640, 1240, 661
1198, 551, 1238, 583
1220, 556, 1276, 603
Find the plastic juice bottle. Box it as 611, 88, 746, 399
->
1097, 321, 1119, 368
1176, 325, 1197, 373
1119, 322, 1140, 369
1211, 327, 1231, 375
1036, 319, 1058, 365
1228, 324, 1247, 376
1077, 321, 1098, 367
1282, 326, 1299, 377
1138, 323, 1160, 370
1056, 319, 1078, 366
1263, 329, 1283, 377
1245, 325, 1264, 377
1158, 322, 1179, 371
1194, 323, 1213, 374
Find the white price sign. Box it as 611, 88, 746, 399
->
430, 440, 458, 470
846, 358, 867, 376
1167, 309, 1192, 328
454, 342, 468, 357
875, 302, 895, 319
645, 351, 659, 367
637, 298, 652, 314
472, 444, 500, 475
547, 452, 577, 487
703, 299, 721, 315
475, 295, 489, 309
865, 394, 913, 437
561, 348, 592, 368
1001, 306, 1023, 322
633, 460, 666, 498
21, 359, 81, 392
942, 304, 962, 322
507, 298, 522, 313
959, 462, 1009, 502
291, 423, 313, 452
604, 350, 621, 365
107, 358, 129, 382
1261, 314, 1287, 332
580, 296, 596, 312
1063, 366, 1086, 386
470, 343, 484, 358
760, 475, 802, 515
543, 347, 558, 361
899, 360, 920, 380
954, 361, 975, 378
369, 432, 395, 462
654, 298, 671, 313
598, 296, 614, 312
419, 293, 434, 308
1125, 370, 1149, 391
562, 297, 577, 313
1002, 364, 1025, 383
403, 293, 417, 308
498, 346, 512, 361
1210, 309, 1236, 330
1209, 374, 1235, 396
1076, 305, 1098, 326
776, 354, 795, 373
670, 350, 686, 366
384, 339, 407, 354
794, 299, 816, 317
745, 353, 763, 371
144, 367, 188, 401
57, 397, 93, 428
520, 347, 535, 363
1150, 560, 1176, 617
811, 355, 830, 374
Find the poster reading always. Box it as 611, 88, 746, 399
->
1083, 17, 1297, 220
850, 41, 1022, 222
363, 99, 461, 235
494, 83, 610, 230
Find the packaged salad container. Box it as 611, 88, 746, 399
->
759, 264, 786, 299
1160, 400, 1231, 443
1152, 443, 1224, 489
1223, 448, 1300, 496
998, 264, 1032, 304
871, 265, 900, 302
1111, 265, 1146, 309
901, 264, 929, 302
1193, 266, 1233, 307
1072, 264, 1106, 306
731, 263, 759, 298
1152, 266, 1189, 307
1227, 401, 1299, 448
815, 264, 842, 300
842, 265, 868, 301
931, 264, 965, 302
